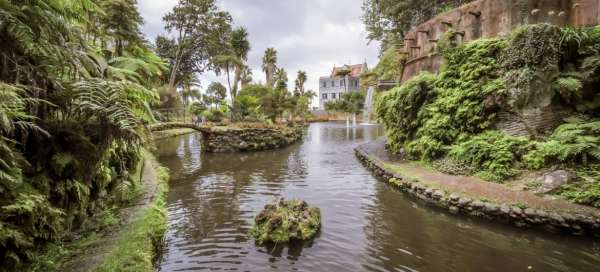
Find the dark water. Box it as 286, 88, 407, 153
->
156, 122, 600, 272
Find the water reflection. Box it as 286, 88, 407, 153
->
156, 122, 600, 272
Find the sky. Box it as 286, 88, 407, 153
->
137, 0, 380, 104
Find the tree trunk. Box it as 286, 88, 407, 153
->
352, 113, 357, 127
232, 64, 242, 98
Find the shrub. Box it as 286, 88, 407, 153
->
449, 131, 528, 182
524, 120, 600, 169
202, 109, 226, 123
559, 166, 600, 207
372, 45, 405, 81
375, 72, 437, 154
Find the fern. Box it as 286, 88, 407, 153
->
524, 120, 600, 169
449, 131, 528, 182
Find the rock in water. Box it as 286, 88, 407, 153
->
250, 198, 321, 245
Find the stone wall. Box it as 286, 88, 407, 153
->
354, 144, 600, 237
400, 0, 600, 83
201, 126, 304, 153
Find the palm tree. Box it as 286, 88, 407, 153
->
262, 48, 278, 88
294, 70, 307, 95
274, 67, 288, 89
231, 27, 250, 95
215, 54, 242, 100
335, 66, 352, 93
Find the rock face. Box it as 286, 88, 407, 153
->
536, 170, 575, 194
202, 126, 304, 153
250, 198, 321, 245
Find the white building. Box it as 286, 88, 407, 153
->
318, 62, 368, 110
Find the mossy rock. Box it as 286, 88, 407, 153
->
250, 198, 321, 245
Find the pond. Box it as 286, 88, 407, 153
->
156, 122, 600, 272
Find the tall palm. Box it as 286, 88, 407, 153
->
231, 27, 250, 95
262, 48, 278, 88
215, 54, 242, 100
294, 70, 307, 95
180, 74, 201, 122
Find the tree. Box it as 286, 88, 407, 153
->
99, 0, 145, 56
325, 91, 366, 127
262, 48, 278, 88
294, 70, 307, 96
230, 27, 251, 96
215, 54, 242, 101
205, 82, 227, 109
335, 67, 352, 93
162, 0, 232, 92
274, 67, 288, 90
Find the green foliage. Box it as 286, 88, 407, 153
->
249, 198, 321, 245
375, 72, 437, 153
325, 91, 367, 115
524, 121, 600, 169
96, 163, 169, 272
0, 0, 166, 268
449, 131, 528, 182
559, 166, 600, 207
372, 45, 404, 81
378, 38, 506, 160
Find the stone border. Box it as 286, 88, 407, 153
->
355, 144, 600, 237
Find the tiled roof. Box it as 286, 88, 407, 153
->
330, 64, 365, 78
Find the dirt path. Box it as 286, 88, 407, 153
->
60, 156, 159, 272
358, 139, 600, 217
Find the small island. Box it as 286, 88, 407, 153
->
250, 198, 321, 245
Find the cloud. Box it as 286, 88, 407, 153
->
138, 0, 380, 105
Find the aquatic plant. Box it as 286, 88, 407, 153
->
250, 198, 321, 245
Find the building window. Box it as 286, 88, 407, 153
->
355, 80, 358, 87
331, 81, 335, 87
322, 81, 326, 87
339, 92, 343, 98
322, 93, 327, 99
340, 80, 344, 86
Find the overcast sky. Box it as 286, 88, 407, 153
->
138, 0, 380, 103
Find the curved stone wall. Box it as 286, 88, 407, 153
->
355, 143, 600, 237
201, 126, 304, 153
400, 0, 600, 83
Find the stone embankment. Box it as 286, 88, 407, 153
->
150, 122, 305, 153
355, 140, 600, 237
202, 125, 304, 153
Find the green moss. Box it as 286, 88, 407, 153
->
250, 198, 321, 245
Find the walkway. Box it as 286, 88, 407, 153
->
357, 139, 600, 217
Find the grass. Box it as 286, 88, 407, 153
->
95, 154, 169, 272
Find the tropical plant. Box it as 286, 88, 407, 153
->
262, 48, 278, 88
524, 121, 600, 169
230, 27, 251, 96
294, 70, 308, 95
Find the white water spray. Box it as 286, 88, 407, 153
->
362, 86, 375, 124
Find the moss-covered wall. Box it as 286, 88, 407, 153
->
201, 126, 304, 153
